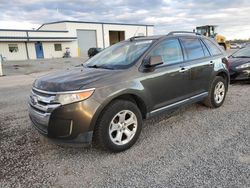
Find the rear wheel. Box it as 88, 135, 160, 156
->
94, 100, 142, 152
203, 76, 227, 108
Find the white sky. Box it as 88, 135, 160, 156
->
0, 0, 250, 40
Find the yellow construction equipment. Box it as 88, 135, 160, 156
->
195, 25, 229, 50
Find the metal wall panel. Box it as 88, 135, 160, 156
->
77, 30, 97, 57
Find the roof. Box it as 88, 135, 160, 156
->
0, 36, 76, 42
0, 29, 68, 32
38, 20, 154, 30
196, 25, 218, 28
130, 35, 164, 41
128, 31, 208, 42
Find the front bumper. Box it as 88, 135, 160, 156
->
28, 88, 100, 144
30, 114, 93, 144
230, 69, 250, 81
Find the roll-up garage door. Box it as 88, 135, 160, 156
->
77, 30, 97, 58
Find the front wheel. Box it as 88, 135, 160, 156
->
94, 100, 142, 152
203, 76, 227, 108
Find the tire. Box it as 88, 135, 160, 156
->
94, 100, 142, 152
203, 76, 227, 108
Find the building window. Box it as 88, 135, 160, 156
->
54, 44, 62, 51
8, 44, 18, 53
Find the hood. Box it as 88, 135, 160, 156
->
33, 67, 119, 92
229, 57, 250, 68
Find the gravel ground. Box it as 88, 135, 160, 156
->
0, 78, 249, 187
1, 57, 87, 76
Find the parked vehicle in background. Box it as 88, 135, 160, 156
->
195, 25, 229, 50
239, 43, 245, 49
88, 47, 102, 58
230, 43, 239, 49
228, 46, 250, 81
237, 43, 244, 49
29, 32, 229, 152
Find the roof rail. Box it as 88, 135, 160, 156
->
167, 31, 201, 36
129, 36, 144, 41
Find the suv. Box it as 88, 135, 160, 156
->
29, 32, 229, 152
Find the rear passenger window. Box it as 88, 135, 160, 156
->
203, 39, 222, 55
180, 38, 205, 60
200, 40, 210, 57
150, 39, 183, 65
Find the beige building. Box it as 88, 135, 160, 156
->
0, 21, 154, 61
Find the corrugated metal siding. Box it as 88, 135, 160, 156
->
77, 30, 97, 57
0, 42, 27, 61
0, 31, 26, 37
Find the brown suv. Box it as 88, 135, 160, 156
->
29, 32, 230, 152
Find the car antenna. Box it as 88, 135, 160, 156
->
130, 27, 141, 42
133, 26, 140, 37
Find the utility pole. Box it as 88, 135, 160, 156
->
0, 54, 3, 76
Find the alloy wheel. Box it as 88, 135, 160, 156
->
109, 110, 138, 145
214, 81, 225, 104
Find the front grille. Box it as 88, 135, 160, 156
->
29, 87, 61, 133
29, 88, 61, 114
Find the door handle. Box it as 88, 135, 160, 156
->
179, 67, 189, 73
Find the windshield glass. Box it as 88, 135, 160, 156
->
232, 47, 250, 58
85, 40, 153, 69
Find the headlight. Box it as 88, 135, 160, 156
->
236, 63, 250, 69
55, 88, 95, 105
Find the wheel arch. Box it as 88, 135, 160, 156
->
215, 70, 230, 90
89, 92, 148, 131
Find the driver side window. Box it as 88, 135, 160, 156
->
150, 39, 184, 65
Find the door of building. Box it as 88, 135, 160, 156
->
77, 30, 97, 58
35, 42, 44, 58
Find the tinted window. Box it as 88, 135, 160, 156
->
203, 39, 222, 55
180, 38, 205, 60
200, 40, 210, 57
150, 39, 183, 65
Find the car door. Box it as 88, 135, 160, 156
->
179, 37, 214, 95
140, 38, 192, 112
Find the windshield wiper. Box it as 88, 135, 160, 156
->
233, 56, 250, 58
87, 64, 100, 68
87, 64, 114, 70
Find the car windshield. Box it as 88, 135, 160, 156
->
232, 47, 250, 58
85, 40, 153, 69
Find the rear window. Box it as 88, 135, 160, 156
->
180, 38, 205, 61
203, 39, 222, 56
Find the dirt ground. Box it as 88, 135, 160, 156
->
0, 78, 249, 187
0, 49, 249, 187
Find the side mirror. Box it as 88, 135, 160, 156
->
145, 56, 163, 67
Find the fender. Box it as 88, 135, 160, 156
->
88, 85, 150, 131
